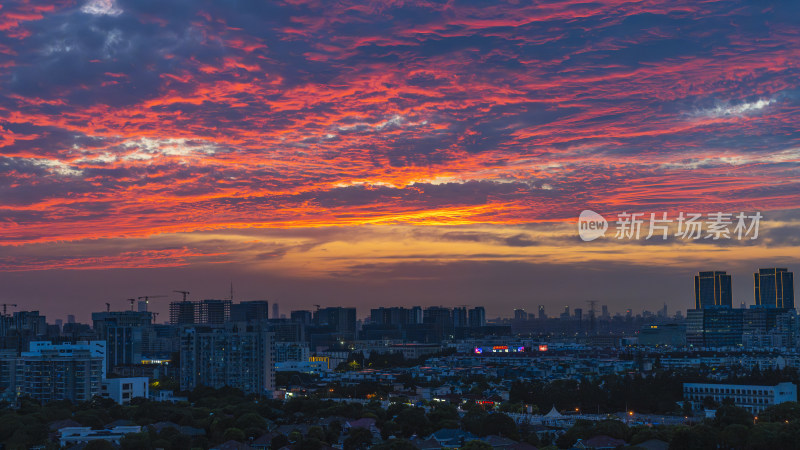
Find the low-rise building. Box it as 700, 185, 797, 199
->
683, 382, 797, 414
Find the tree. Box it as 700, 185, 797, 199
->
482, 413, 520, 440
308, 425, 327, 442
713, 404, 753, 429
84, 440, 116, 450
758, 402, 800, 423
271, 434, 290, 449
462, 440, 493, 450
223, 427, 246, 442
370, 439, 419, 450
721, 424, 749, 449
344, 427, 374, 450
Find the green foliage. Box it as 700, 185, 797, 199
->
343, 427, 374, 450
758, 401, 800, 423
370, 438, 419, 450
462, 440, 493, 450
84, 440, 116, 450
223, 427, 246, 442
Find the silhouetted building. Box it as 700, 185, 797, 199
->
291, 310, 313, 326
754, 268, 795, 309
695, 271, 733, 309
92, 311, 151, 373
169, 301, 197, 325
514, 309, 527, 321
468, 307, 486, 328
314, 307, 357, 339
230, 300, 269, 322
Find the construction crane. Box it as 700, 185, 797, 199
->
173, 290, 190, 302
137, 295, 167, 312
127, 298, 137, 311
105, 302, 110, 312
1, 303, 17, 316
151, 311, 160, 322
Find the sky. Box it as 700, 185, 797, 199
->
1, 0, 799, 322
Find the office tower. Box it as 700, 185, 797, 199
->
290, 310, 313, 326
538, 305, 546, 320
92, 311, 151, 373
314, 307, 357, 339
514, 309, 527, 321
269, 319, 305, 342
169, 301, 197, 325
694, 271, 733, 309
601, 305, 609, 319
272, 303, 279, 320
370, 307, 417, 326
180, 322, 274, 394
1, 341, 106, 403
409, 306, 423, 324
68, 315, 75, 324
468, 307, 486, 328
230, 300, 269, 322
686, 308, 744, 348
452, 307, 468, 328
137, 301, 148, 312
574, 308, 583, 321
754, 268, 795, 309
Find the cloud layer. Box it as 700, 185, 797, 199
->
1, 0, 799, 317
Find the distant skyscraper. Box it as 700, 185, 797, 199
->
574, 308, 582, 321
169, 301, 197, 325
290, 310, 313, 325
468, 307, 485, 328
452, 307, 468, 328
198, 299, 231, 324
230, 300, 269, 322
754, 268, 795, 309
601, 305, 609, 319
694, 271, 733, 309
67, 315, 75, 324
514, 309, 527, 321
538, 305, 546, 320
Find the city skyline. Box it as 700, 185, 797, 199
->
5, 264, 794, 324
2, 0, 800, 320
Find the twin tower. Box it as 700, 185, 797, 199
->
694, 268, 795, 310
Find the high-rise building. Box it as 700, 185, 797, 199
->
230, 300, 269, 322
514, 309, 527, 321
198, 300, 231, 324
92, 311, 151, 373
314, 307, 357, 339
272, 303, 279, 320
574, 308, 583, 321
538, 305, 546, 320
694, 271, 733, 309
168, 300, 232, 325
179, 322, 274, 394
1, 341, 106, 403
468, 307, 486, 328
452, 307, 468, 328
290, 310, 313, 326
601, 305, 609, 319
754, 268, 795, 309
169, 301, 197, 325
686, 308, 743, 348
